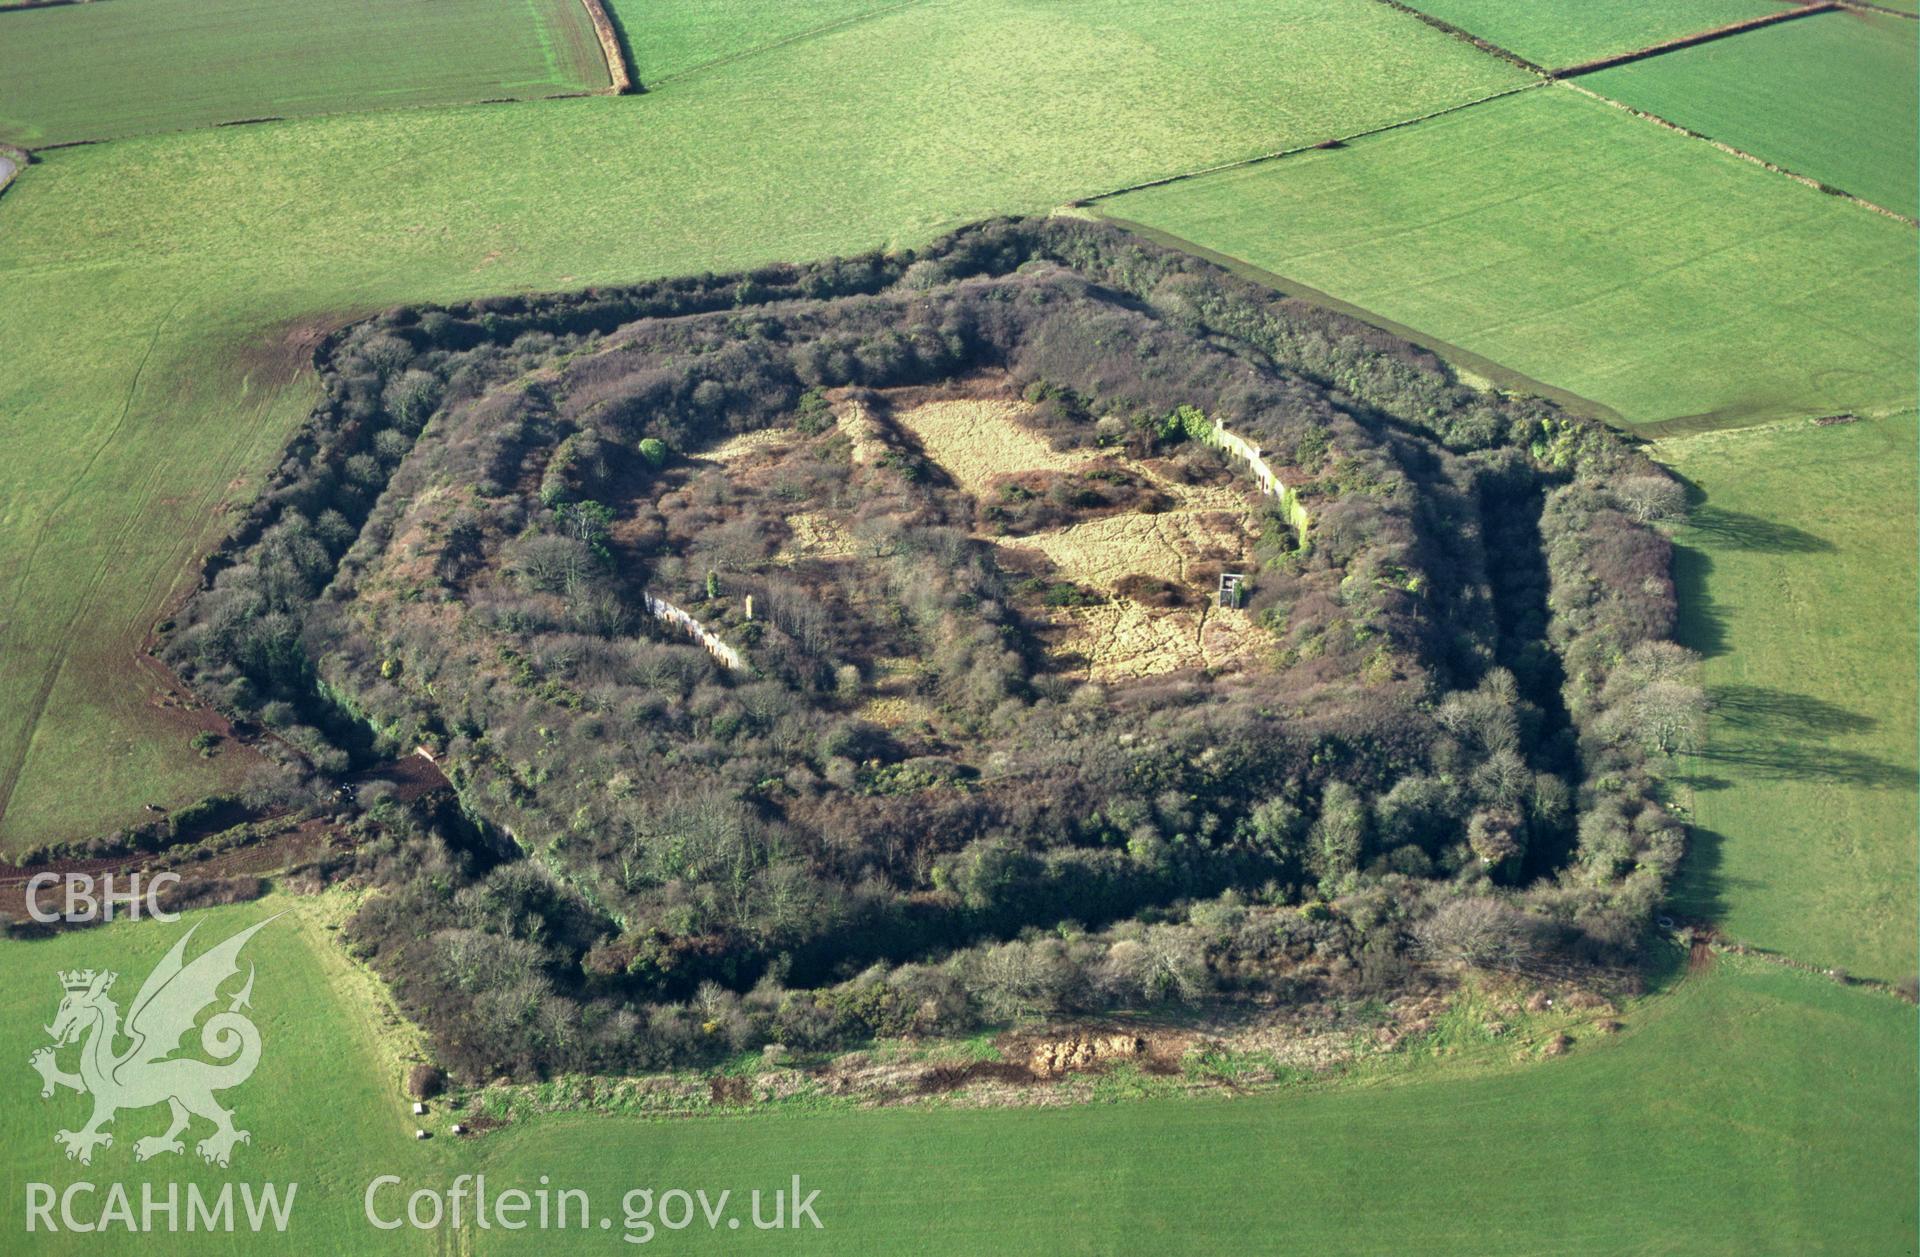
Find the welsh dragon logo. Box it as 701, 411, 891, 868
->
29, 917, 275, 1168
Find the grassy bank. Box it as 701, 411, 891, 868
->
1663, 414, 1918, 979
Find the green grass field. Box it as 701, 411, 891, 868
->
604, 0, 902, 87
0, 0, 609, 147
1401, 0, 1798, 67
3, 903, 1911, 1254
475, 957, 1916, 1254
1586, 9, 1919, 217
1663, 414, 1918, 980
0, 899, 428, 1255
0, 0, 1530, 850
1106, 86, 1918, 429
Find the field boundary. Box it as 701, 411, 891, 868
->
1550, 3, 1838, 77
1835, 0, 1917, 17
1073, 211, 1629, 427
1075, 82, 1543, 205
642, 0, 932, 90
1558, 81, 1917, 227
576, 0, 633, 93
1367, 0, 1546, 74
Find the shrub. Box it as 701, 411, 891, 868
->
407, 1064, 446, 1100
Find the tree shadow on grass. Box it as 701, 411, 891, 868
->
1668, 471, 1834, 555
1695, 683, 1909, 789
1670, 771, 1734, 794
1684, 506, 1834, 555
1666, 824, 1740, 928
1708, 684, 1880, 738
1694, 744, 1915, 791
1670, 540, 1729, 659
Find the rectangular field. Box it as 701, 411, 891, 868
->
1585, 9, 1919, 217
1663, 414, 1918, 980
1107, 86, 1918, 428
0, 0, 1529, 849
1402, 0, 1801, 67
0, 0, 610, 147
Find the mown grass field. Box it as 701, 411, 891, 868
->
1663, 414, 1918, 980
1107, 86, 1918, 429
0, 0, 609, 148
4, 901, 1911, 1254
0, 0, 1530, 850
1586, 9, 1919, 217
1402, 0, 1799, 67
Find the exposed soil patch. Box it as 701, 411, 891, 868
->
708, 1074, 753, 1106
917, 1060, 1037, 1093
0, 817, 341, 923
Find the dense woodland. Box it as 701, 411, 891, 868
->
161, 219, 1700, 1079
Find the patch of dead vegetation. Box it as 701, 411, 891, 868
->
698, 426, 795, 466
1025, 1031, 1147, 1078
775, 510, 856, 562
883, 391, 1279, 681
837, 398, 895, 467
1048, 600, 1269, 682
857, 695, 942, 730
1003, 509, 1246, 589
893, 397, 1096, 491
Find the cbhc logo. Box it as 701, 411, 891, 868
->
26, 873, 181, 924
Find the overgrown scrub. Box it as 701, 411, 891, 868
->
161, 219, 1698, 1080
